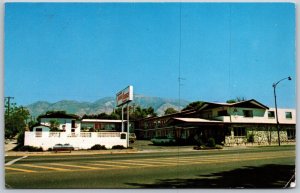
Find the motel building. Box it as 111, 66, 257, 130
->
135, 99, 296, 146
24, 112, 128, 150
24, 99, 296, 150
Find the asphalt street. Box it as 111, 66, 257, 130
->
5, 145, 295, 188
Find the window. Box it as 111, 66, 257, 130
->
225, 127, 231, 136
218, 110, 228, 116
243, 110, 253, 117
234, 127, 246, 137
285, 112, 292, 119
35, 128, 42, 132
287, 129, 295, 140
35, 128, 42, 137
268, 111, 275, 118
71, 120, 76, 128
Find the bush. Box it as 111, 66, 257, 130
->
207, 138, 216, 147
14, 145, 43, 152
17, 131, 25, 146
90, 144, 106, 150
247, 133, 254, 143
48, 148, 53, 151
215, 144, 223, 149
112, 145, 125, 149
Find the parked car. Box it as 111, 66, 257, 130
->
53, 143, 74, 153
129, 133, 136, 143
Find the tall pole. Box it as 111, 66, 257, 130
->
127, 104, 130, 147
272, 76, 291, 146
273, 85, 280, 146
121, 105, 124, 133
4, 96, 14, 117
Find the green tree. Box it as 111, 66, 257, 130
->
49, 120, 60, 131
226, 97, 247, 104
5, 105, 30, 139
182, 101, 204, 111
164, 107, 178, 115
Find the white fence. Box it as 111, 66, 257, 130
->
25, 131, 127, 150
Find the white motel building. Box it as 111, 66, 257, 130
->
24, 99, 296, 150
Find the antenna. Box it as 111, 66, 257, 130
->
178, 3, 185, 112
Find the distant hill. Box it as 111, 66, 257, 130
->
26, 95, 190, 118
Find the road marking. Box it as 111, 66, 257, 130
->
100, 159, 186, 168
5, 166, 36, 173
21, 164, 71, 171
5, 156, 28, 166
90, 163, 130, 168
50, 163, 101, 170
5, 151, 295, 174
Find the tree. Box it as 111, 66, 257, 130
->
49, 120, 60, 131
182, 101, 204, 111
5, 104, 30, 139
226, 97, 247, 104
164, 107, 178, 115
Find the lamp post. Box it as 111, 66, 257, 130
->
272, 76, 292, 146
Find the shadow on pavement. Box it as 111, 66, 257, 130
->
126, 164, 295, 188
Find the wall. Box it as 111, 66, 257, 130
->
24, 131, 128, 150
225, 126, 290, 146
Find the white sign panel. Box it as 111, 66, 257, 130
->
116, 85, 133, 107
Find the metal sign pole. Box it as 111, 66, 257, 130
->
121, 105, 124, 133
127, 103, 130, 147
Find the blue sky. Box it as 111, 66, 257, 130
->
4, 3, 295, 108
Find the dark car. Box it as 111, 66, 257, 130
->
53, 143, 74, 153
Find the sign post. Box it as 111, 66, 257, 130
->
116, 86, 133, 148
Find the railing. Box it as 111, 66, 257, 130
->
49, 132, 61, 137
35, 132, 42, 137
33, 132, 121, 138
80, 132, 92, 137
97, 132, 120, 138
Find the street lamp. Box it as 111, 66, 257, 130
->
272, 76, 292, 146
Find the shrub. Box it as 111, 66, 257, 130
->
196, 138, 204, 147
215, 144, 223, 149
207, 138, 216, 147
17, 145, 43, 152
48, 148, 53, 151
90, 144, 106, 150
247, 133, 254, 143
17, 131, 25, 146
112, 145, 125, 149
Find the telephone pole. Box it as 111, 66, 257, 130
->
4, 96, 14, 117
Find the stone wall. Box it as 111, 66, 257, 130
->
225, 125, 291, 146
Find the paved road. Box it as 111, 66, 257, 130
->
5, 145, 295, 188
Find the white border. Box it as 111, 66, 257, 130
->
0, 1, 298, 193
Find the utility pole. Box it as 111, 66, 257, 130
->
4, 96, 14, 117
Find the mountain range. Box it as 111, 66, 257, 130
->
26, 95, 190, 118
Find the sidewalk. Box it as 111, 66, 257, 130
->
4, 140, 295, 157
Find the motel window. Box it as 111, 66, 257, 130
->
287, 129, 295, 140
285, 112, 292, 119
36, 128, 42, 132
268, 111, 275, 118
35, 128, 42, 137
71, 120, 76, 128
234, 127, 246, 137
243, 110, 253, 118
218, 110, 228, 116
225, 127, 231, 136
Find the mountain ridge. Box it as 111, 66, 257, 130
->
26, 96, 190, 117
